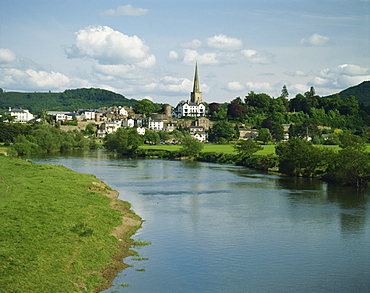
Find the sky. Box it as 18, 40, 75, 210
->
0, 0, 369, 106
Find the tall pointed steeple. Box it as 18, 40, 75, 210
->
190, 62, 202, 103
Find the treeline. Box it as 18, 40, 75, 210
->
208, 84, 370, 136
0, 88, 138, 113
138, 132, 370, 189
4, 124, 94, 155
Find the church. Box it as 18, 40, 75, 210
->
172, 63, 206, 118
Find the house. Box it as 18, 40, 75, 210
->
97, 121, 122, 137
47, 111, 73, 122
166, 122, 178, 132
193, 116, 212, 130
137, 127, 146, 135
148, 119, 164, 131
189, 125, 207, 142
122, 118, 135, 127
5, 107, 35, 123
172, 63, 206, 118
78, 110, 100, 120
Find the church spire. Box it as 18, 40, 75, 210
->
193, 62, 200, 93
190, 62, 202, 103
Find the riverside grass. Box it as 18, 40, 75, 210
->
140, 142, 355, 155
0, 155, 141, 293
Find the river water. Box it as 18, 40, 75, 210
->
27, 150, 370, 293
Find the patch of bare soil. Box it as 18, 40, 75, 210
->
91, 182, 142, 292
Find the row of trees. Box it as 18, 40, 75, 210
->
9, 124, 92, 155
208, 86, 369, 133
232, 132, 370, 188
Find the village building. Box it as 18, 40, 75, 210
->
148, 119, 164, 131
172, 63, 206, 118
5, 107, 35, 123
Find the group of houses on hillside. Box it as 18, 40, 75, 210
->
1, 63, 265, 142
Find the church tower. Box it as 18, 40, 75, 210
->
190, 62, 202, 103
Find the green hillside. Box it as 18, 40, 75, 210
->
326, 81, 370, 105
0, 88, 138, 113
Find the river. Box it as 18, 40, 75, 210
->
27, 150, 370, 293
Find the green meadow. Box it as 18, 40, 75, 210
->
140, 142, 276, 155
0, 155, 141, 293
139, 142, 355, 156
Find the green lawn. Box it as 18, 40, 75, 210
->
140, 142, 370, 156
0, 155, 141, 292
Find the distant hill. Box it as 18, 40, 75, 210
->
0, 88, 138, 113
325, 81, 370, 105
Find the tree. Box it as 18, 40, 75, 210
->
234, 139, 263, 161
134, 99, 156, 116
325, 147, 370, 188
179, 136, 203, 157
245, 92, 272, 114
275, 137, 330, 177
227, 98, 246, 119
208, 120, 236, 143
257, 128, 272, 144
338, 132, 366, 150
280, 85, 289, 99
85, 123, 96, 135
105, 127, 143, 155
144, 130, 160, 145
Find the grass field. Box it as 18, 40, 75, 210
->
139, 142, 358, 156
0, 155, 141, 292
140, 142, 277, 155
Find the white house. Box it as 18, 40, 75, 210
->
192, 131, 207, 142
122, 118, 135, 127
79, 110, 100, 120
189, 126, 207, 142
172, 63, 206, 119
5, 107, 35, 123
47, 111, 73, 122
148, 119, 164, 131
172, 101, 206, 118
97, 121, 122, 137
118, 107, 128, 116
137, 127, 146, 135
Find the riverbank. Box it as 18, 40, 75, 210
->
0, 155, 142, 292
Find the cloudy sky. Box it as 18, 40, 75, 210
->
0, 0, 369, 105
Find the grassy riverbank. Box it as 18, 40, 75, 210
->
0, 155, 142, 292
139, 143, 343, 155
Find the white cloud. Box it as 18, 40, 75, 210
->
65, 25, 156, 68
0, 68, 72, 90
101, 4, 149, 17
181, 39, 202, 49
0, 48, 17, 65
336, 64, 369, 76
300, 33, 331, 46
245, 81, 273, 92
284, 70, 307, 77
241, 49, 275, 64
143, 76, 192, 93
207, 34, 242, 51
168, 51, 179, 60
183, 49, 219, 65
308, 63, 370, 91
226, 81, 245, 91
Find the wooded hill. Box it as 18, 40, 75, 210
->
325, 81, 370, 105
0, 88, 138, 113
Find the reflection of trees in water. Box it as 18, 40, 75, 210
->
276, 175, 369, 237
326, 184, 370, 237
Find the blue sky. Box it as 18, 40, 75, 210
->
0, 0, 369, 106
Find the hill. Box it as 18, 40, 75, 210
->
0, 88, 138, 113
325, 81, 370, 105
